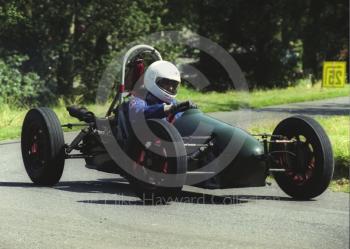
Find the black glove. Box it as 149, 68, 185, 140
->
169, 101, 198, 114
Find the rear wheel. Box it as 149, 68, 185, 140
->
128, 119, 187, 204
21, 107, 65, 185
270, 115, 334, 199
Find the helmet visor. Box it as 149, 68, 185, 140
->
156, 77, 179, 95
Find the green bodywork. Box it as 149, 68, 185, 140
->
174, 109, 268, 188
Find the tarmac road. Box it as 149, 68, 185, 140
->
0, 97, 349, 249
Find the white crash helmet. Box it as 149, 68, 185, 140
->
144, 60, 181, 103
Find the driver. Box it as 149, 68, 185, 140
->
128, 60, 197, 122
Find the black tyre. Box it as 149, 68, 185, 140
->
270, 115, 334, 199
21, 107, 65, 185
128, 119, 187, 204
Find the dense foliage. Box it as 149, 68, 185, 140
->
0, 55, 49, 106
0, 0, 348, 104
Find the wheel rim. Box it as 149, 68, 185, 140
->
25, 123, 48, 170
276, 134, 317, 186
133, 138, 171, 186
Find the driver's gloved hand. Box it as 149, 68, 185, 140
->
166, 100, 198, 114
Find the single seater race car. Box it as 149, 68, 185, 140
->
21, 45, 334, 203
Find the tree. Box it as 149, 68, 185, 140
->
191, 0, 349, 89
0, 0, 348, 100
301, 0, 349, 81
0, 0, 169, 101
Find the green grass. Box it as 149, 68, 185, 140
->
1, 83, 348, 141
178, 82, 350, 112
0, 101, 109, 141
329, 178, 350, 193
249, 115, 349, 192
316, 116, 350, 179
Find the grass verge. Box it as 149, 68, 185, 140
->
1, 83, 348, 140
0, 102, 109, 141
178, 82, 349, 112
329, 179, 350, 193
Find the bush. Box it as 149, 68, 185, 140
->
0, 55, 50, 106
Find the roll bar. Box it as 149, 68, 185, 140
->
106, 44, 162, 117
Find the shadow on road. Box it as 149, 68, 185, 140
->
0, 178, 135, 196
0, 178, 308, 206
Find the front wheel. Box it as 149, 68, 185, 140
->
21, 107, 65, 186
270, 115, 334, 199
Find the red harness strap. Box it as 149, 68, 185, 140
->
167, 114, 176, 124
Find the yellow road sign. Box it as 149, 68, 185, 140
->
322, 61, 346, 88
